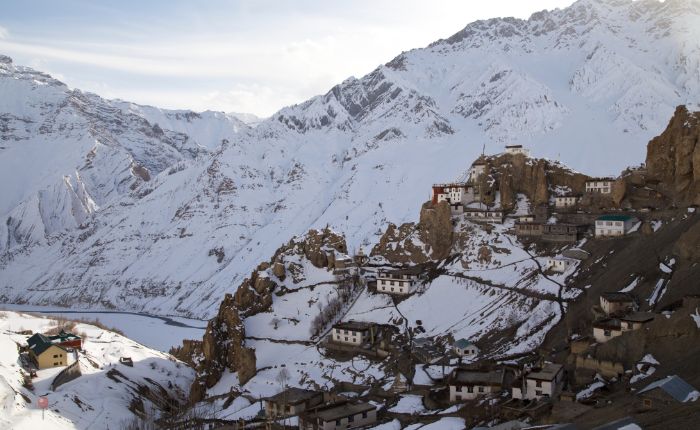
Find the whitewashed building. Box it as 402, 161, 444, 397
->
554, 195, 580, 208
330, 321, 374, 346
504, 145, 530, 157
453, 339, 479, 358
595, 215, 639, 237
431, 183, 475, 207
592, 318, 624, 343
585, 178, 614, 194
599, 292, 637, 315
512, 363, 565, 401
469, 160, 488, 183
543, 256, 576, 273
448, 368, 505, 402
299, 401, 377, 430
376, 268, 420, 295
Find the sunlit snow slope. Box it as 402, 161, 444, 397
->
1, 0, 700, 317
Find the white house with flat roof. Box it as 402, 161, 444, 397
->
586, 178, 614, 194
595, 215, 639, 237
330, 321, 373, 346
376, 268, 420, 295
453, 339, 480, 358
543, 256, 576, 273
512, 363, 564, 400
448, 368, 505, 402
504, 145, 530, 157
554, 195, 580, 208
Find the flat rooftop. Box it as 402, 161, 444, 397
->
332, 321, 373, 332
304, 401, 375, 422
527, 363, 563, 381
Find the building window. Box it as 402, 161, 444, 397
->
536, 380, 542, 387
643, 398, 652, 408
348, 415, 354, 423
54, 362, 59, 366
467, 386, 474, 393
362, 412, 368, 419
53, 354, 59, 358
336, 420, 341, 426
478, 386, 484, 393
604, 330, 611, 337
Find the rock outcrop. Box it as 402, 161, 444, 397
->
371, 201, 453, 264
189, 294, 256, 402
184, 228, 348, 402
646, 105, 700, 206
478, 153, 589, 210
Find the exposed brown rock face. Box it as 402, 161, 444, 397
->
675, 220, 700, 262
185, 228, 347, 403
189, 293, 257, 402
371, 201, 453, 264
480, 154, 588, 210
646, 105, 700, 206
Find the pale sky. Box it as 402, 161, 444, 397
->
0, 0, 576, 117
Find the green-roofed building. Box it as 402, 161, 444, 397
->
595, 214, 639, 237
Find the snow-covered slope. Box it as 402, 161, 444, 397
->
1, 0, 700, 318
0, 311, 193, 429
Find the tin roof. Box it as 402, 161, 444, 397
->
27, 333, 67, 356
453, 338, 475, 349
596, 215, 636, 222
638, 375, 698, 402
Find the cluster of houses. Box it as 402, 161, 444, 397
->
25, 330, 82, 370
592, 292, 654, 343
262, 388, 377, 430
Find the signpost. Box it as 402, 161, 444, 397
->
38, 396, 48, 420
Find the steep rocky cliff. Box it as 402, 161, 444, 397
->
475, 154, 589, 210
186, 228, 348, 402
371, 201, 453, 264
646, 105, 700, 206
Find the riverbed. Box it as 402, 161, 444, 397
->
0, 304, 207, 352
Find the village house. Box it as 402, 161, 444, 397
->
298, 401, 376, 430
541, 223, 588, 243
543, 256, 576, 273
48, 330, 82, 350
431, 182, 474, 206
585, 178, 614, 194
504, 144, 530, 157
600, 292, 637, 315
592, 318, 624, 343
448, 368, 505, 402
264, 388, 325, 418
595, 215, 639, 237
619, 312, 654, 331
453, 339, 480, 358
463, 203, 504, 223
637, 375, 699, 410
554, 194, 581, 209
411, 337, 446, 365
515, 221, 543, 238
27, 333, 69, 369
469, 159, 487, 183
376, 267, 420, 295
329, 321, 374, 347
512, 363, 565, 401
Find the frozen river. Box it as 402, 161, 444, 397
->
0, 303, 207, 352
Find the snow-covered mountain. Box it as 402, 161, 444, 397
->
1, 0, 700, 318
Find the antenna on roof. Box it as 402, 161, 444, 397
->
481, 142, 486, 156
